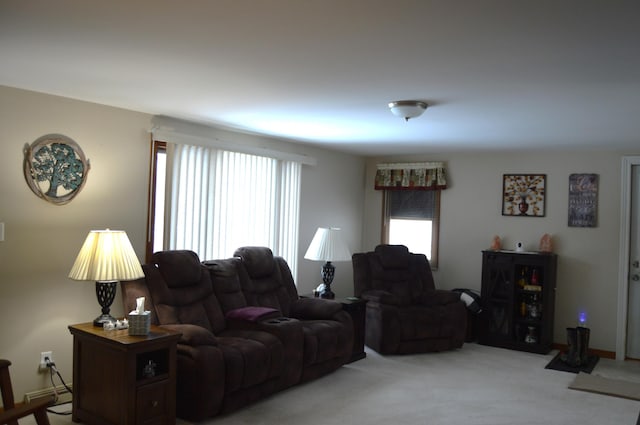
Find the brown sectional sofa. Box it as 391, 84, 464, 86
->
121, 247, 353, 421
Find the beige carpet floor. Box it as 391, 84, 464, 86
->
30, 343, 640, 425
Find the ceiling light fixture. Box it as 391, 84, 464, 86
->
388, 100, 428, 122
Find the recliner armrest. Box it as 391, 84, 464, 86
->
289, 297, 342, 320
159, 324, 218, 346
420, 289, 463, 306
361, 289, 403, 305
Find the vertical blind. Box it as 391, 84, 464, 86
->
164, 143, 301, 276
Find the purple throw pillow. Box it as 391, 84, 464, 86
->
225, 306, 281, 322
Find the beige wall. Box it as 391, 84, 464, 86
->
363, 152, 629, 353
0, 86, 365, 399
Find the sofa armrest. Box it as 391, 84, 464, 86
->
361, 289, 403, 306
420, 289, 463, 306
289, 297, 343, 320
159, 324, 218, 346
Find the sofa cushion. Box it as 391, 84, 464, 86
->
153, 250, 202, 288
398, 306, 445, 339
234, 246, 276, 278
375, 244, 410, 268
145, 252, 226, 334
233, 247, 296, 316
217, 330, 284, 392
301, 319, 351, 366
204, 258, 248, 313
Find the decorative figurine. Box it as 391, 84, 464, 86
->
490, 235, 502, 250
539, 233, 553, 252
143, 360, 157, 378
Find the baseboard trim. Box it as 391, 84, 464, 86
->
553, 343, 615, 359
24, 383, 73, 406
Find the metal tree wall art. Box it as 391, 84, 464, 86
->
502, 174, 546, 217
23, 134, 90, 205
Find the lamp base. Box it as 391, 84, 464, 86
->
93, 313, 117, 327
319, 285, 335, 299
319, 261, 336, 299
94, 280, 118, 327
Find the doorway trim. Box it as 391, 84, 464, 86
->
616, 155, 640, 360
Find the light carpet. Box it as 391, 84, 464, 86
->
27, 343, 640, 425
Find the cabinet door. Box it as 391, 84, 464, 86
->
136, 381, 170, 425
481, 253, 515, 340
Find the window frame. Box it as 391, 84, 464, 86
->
146, 140, 166, 263
381, 189, 441, 269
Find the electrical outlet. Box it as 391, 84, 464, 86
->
39, 351, 53, 369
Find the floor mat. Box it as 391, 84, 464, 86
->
569, 372, 640, 401
545, 351, 599, 374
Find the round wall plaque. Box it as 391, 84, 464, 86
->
23, 134, 91, 205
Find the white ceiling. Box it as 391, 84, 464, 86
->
1, 1, 639, 156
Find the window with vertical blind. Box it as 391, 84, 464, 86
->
148, 140, 301, 277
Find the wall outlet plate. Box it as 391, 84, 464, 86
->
39, 351, 53, 369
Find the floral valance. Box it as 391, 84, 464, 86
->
374, 162, 447, 190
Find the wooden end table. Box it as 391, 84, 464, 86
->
300, 294, 367, 363
68, 322, 181, 425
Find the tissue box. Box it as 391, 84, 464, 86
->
128, 312, 150, 335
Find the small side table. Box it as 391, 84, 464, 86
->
339, 297, 367, 363
300, 294, 367, 363
68, 322, 181, 425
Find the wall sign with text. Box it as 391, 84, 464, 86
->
568, 173, 598, 227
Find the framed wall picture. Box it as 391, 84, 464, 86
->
568, 173, 598, 227
502, 174, 546, 217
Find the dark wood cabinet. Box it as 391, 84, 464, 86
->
69, 323, 181, 425
478, 250, 557, 354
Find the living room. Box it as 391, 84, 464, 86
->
1, 2, 640, 424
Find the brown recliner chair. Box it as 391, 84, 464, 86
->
352, 244, 467, 354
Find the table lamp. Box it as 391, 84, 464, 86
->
69, 229, 145, 327
304, 227, 351, 299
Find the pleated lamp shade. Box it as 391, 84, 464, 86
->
304, 227, 351, 262
69, 229, 144, 282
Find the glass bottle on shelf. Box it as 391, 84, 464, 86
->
527, 294, 541, 320
525, 326, 538, 344
517, 267, 528, 288
531, 268, 540, 286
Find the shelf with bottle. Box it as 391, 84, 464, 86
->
516, 292, 542, 323
516, 265, 544, 292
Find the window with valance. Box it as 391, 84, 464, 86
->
377, 161, 446, 268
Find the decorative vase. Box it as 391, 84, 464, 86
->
525, 326, 538, 344
518, 198, 529, 215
